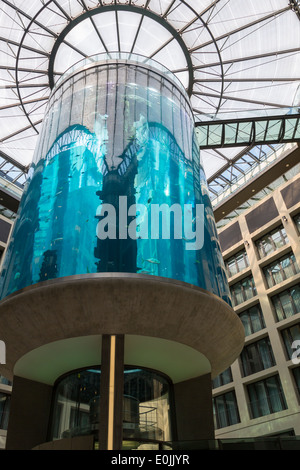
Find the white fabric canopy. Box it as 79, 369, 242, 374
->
0, 0, 299, 190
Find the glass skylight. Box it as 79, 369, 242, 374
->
0, 0, 299, 191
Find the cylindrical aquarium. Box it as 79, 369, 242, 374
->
0, 53, 230, 303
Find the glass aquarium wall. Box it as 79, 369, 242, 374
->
50, 366, 172, 444
0, 55, 230, 303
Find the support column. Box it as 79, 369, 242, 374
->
5, 376, 53, 450
98, 334, 124, 450
173, 373, 215, 441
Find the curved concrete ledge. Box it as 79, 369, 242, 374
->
0, 273, 244, 380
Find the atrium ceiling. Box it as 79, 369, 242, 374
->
0, 0, 299, 199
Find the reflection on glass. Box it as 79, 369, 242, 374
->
123, 368, 172, 443
50, 366, 172, 443
256, 225, 288, 259
264, 253, 299, 288
272, 284, 300, 321
225, 249, 249, 277
247, 375, 287, 419
51, 369, 101, 440
294, 213, 300, 234
0, 59, 230, 305
239, 304, 265, 336
212, 367, 232, 389
292, 368, 300, 399
230, 275, 257, 307
281, 324, 300, 360
213, 391, 240, 429
0, 392, 10, 430
241, 337, 275, 376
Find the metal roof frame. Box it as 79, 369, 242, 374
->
0, 0, 299, 205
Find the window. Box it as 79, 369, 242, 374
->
50, 366, 173, 442
240, 337, 275, 376
263, 252, 299, 288
230, 275, 257, 307
50, 368, 101, 440
239, 304, 265, 336
294, 213, 300, 234
212, 368, 233, 389
0, 375, 12, 386
271, 284, 300, 321
0, 392, 10, 430
292, 367, 300, 398
256, 225, 288, 259
247, 375, 287, 419
225, 249, 249, 277
213, 391, 240, 429
281, 324, 300, 360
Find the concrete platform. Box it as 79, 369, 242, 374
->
0, 273, 244, 383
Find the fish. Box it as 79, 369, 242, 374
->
143, 258, 160, 264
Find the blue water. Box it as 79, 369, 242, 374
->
0, 91, 231, 305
